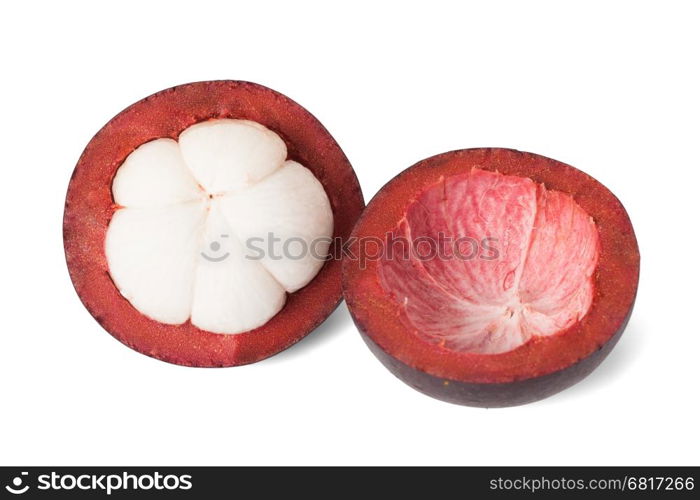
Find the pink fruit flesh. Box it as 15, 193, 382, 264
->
378, 169, 600, 354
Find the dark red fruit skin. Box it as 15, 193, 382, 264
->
64, 80, 364, 367
360, 309, 632, 408
343, 148, 639, 407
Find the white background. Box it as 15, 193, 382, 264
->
1, 1, 698, 466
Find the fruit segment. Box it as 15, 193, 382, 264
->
190, 203, 286, 334
112, 139, 203, 207
178, 119, 287, 194
105, 203, 207, 325
218, 160, 334, 292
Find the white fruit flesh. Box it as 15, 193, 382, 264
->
106, 119, 333, 334
379, 169, 599, 355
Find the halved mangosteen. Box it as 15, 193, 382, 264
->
343, 148, 639, 407
64, 81, 364, 367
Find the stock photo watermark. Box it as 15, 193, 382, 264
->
199, 232, 501, 269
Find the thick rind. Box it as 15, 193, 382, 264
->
64, 81, 364, 367
359, 306, 632, 407
342, 148, 639, 406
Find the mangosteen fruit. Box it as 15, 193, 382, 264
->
64, 81, 364, 367
343, 148, 638, 407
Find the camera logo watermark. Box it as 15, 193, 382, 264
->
5, 472, 29, 495
201, 234, 231, 262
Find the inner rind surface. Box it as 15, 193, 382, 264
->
378, 168, 599, 355
105, 119, 334, 334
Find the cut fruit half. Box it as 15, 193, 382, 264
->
343, 148, 639, 407
64, 81, 364, 367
